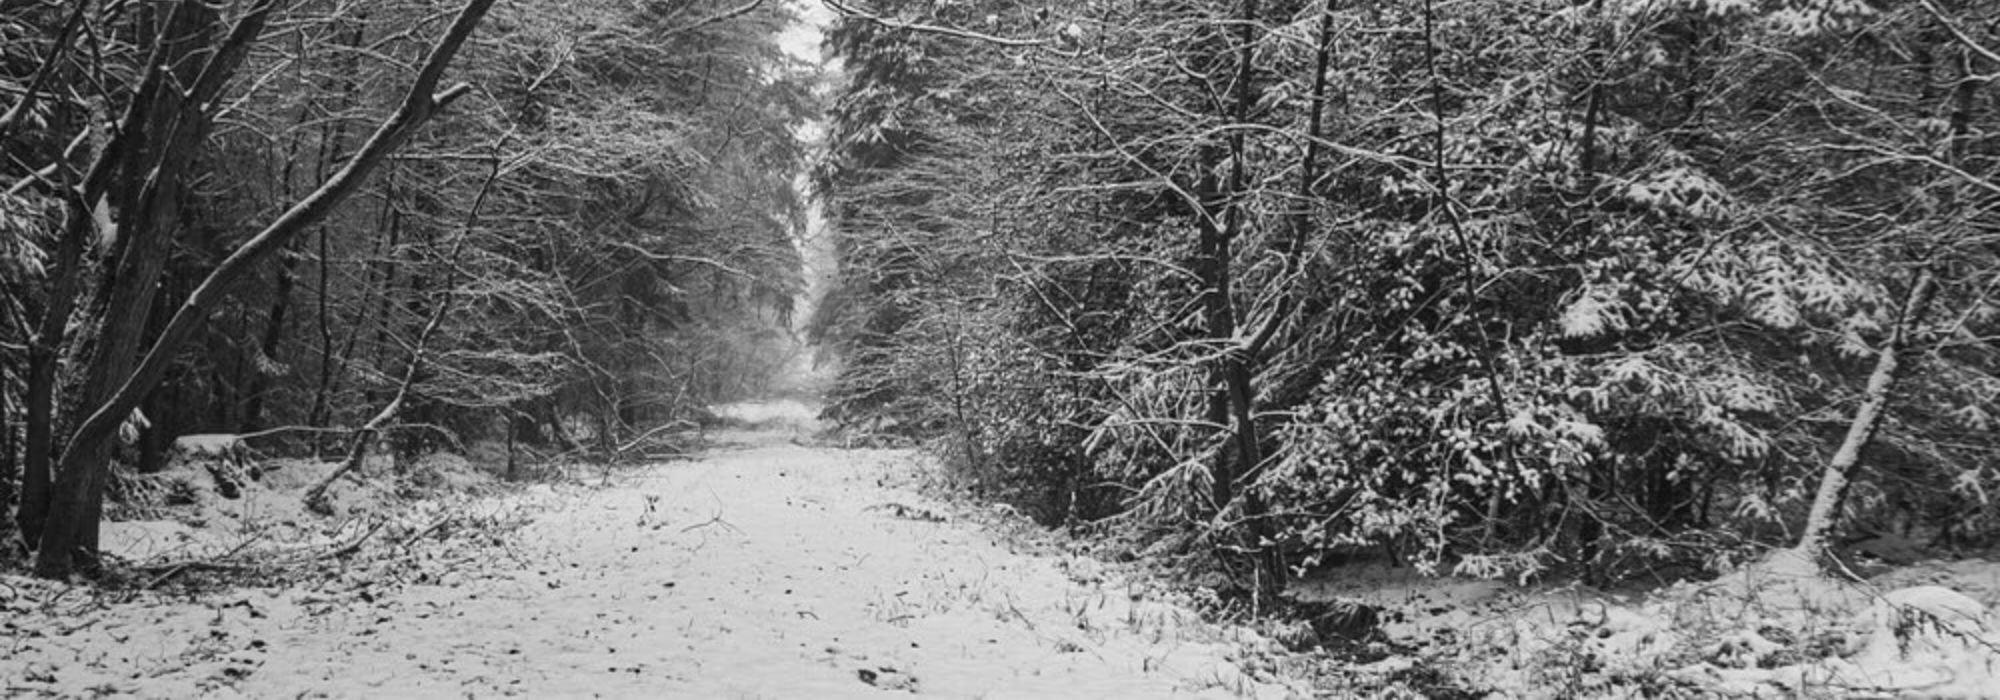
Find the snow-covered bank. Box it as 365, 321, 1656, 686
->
1288, 551, 2000, 698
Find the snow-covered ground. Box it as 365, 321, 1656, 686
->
3, 430, 1298, 699
10, 421, 1998, 698
712, 398, 824, 433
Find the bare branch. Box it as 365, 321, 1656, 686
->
821, 0, 1047, 47
666, 0, 766, 37
1917, 0, 2000, 70
0, 0, 90, 144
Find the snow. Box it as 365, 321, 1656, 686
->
15, 418, 2000, 698
171, 433, 246, 456
1290, 552, 2000, 698
713, 399, 824, 433
3, 431, 1299, 699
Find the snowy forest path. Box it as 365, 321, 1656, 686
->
6, 427, 1292, 699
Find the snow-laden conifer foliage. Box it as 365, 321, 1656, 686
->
817, 0, 1999, 584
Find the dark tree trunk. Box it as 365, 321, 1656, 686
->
44, 1, 229, 569
369, 198, 409, 406
310, 225, 336, 434
1220, 0, 1280, 602
510, 404, 543, 447
241, 247, 299, 432
137, 386, 170, 474
296, 18, 367, 436
16, 146, 95, 543
210, 354, 237, 430
1189, 0, 1282, 603
33, 0, 497, 577
1, 357, 14, 533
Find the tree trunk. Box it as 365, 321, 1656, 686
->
136, 386, 168, 474
16, 196, 88, 543
0, 1, 91, 547
505, 412, 520, 481
241, 247, 299, 432
33, 0, 497, 578
46, 0, 230, 568
1195, 0, 1282, 603
369, 198, 410, 407
1196, 0, 1265, 508
1793, 268, 1937, 557
310, 223, 336, 437
1, 357, 14, 537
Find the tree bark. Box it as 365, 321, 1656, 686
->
53, 0, 234, 564
33, 0, 496, 578
1198, 0, 1265, 507
1219, 0, 1263, 489
1193, 0, 1282, 603
309, 223, 336, 437
1793, 268, 1937, 557
1, 356, 14, 536
240, 247, 299, 432
16, 181, 90, 543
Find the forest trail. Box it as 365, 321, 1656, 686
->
4, 411, 1294, 699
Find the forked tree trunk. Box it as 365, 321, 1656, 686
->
1793, 268, 1937, 558
33, 0, 496, 578
56, 0, 231, 563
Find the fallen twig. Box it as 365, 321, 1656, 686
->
680, 513, 741, 534
141, 534, 269, 589
323, 520, 390, 560
398, 516, 455, 547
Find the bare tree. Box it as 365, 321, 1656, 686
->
26, 0, 496, 578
